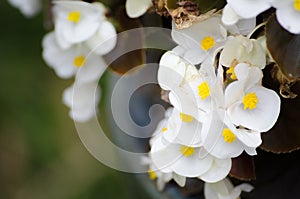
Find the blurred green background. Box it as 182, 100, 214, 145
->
0, 2, 134, 199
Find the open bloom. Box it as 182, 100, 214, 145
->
125, 0, 152, 18
53, 1, 106, 49
225, 63, 281, 132
271, 0, 300, 34
204, 178, 253, 199
42, 32, 106, 83
63, 81, 100, 122
202, 109, 261, 159
158, 51, 222, 120
150, 135, 231, 182
172, 16, 227, 65
161, 108, 203, 147
8, 0, 41, 17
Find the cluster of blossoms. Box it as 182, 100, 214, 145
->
139, 7, 281, 199
41, 0, 116, 122
9, 0, 299, 198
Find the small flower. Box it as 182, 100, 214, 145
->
161, 108, 203, 147
225, 63, 281, 132
150, 132, 212, 177
271, 0, 300, 34
202, 109, 261, 159
125, 0, 153, 18
172, 16, 227, 65
8, 0, 41, 17
220, 35, 266, 69
62, 81, 100, 122
42, 32, 106, 83
204, 178, 253, 199
53, 1, 106, 48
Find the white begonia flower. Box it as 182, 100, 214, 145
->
271, 0, 300, 34
8, 0, 41, 17
161, 108, 203, 147
150, 136, 231, 181
204, 178, 253, 199
225, 0, 272, 21
220, 35, 266, 69
225, 63, 281, 132
42, 32, 106, 83
172, 16, 227, 65
53, 1, 106, 49
63, 81, 100, 122
158, 51, 223, 121
125, 0, 152, 18
202, 109, 261, 159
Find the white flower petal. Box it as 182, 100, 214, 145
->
274, 2, 300, 34
227, 0, 272, 19
8, 0, 41, 17
222, 4, 240, 26
85, 21, 117, 55
228, 86, 281, 132
171, 147, 213, 178
199, 158, 231, 183
220, 35, 266, 69
172, 173, 186, 187
158, 51, 186, 90
125, 0, 152, 18
233, 129, 262, 148
76, 54, 106, 83
203, 114, 244, 159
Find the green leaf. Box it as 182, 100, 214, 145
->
266, 15, 300, 81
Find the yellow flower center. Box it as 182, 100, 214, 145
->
294, 0, 300, 11
200, 36, 215, 51
198, 81, 210, 100
242, 92, 258, 110
68, 11, 81, 23
161, 127, 168, 133
73, 55, 86, 68
226, 66, 237, 80
180, 146, 195, 157
148, 169, 157, 180
180, 113, 194, 122
222, 128, 236, 143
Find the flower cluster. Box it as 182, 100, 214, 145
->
42, 0, 116, 122
145, 12, 281, 199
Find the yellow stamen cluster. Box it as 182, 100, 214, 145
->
198, 81, 210, 100
294, 0, 300, 11
226, 66, 237, 80
222, 128, 236, 143
200, 36, 215, 51
148, 169, 157, 180
242, 92, 258, 110
161, 127, 168, 133
180, 146, 195, 157
73, 55, 86, 68
180, 113, 194, 123
68, 11, 81, 23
